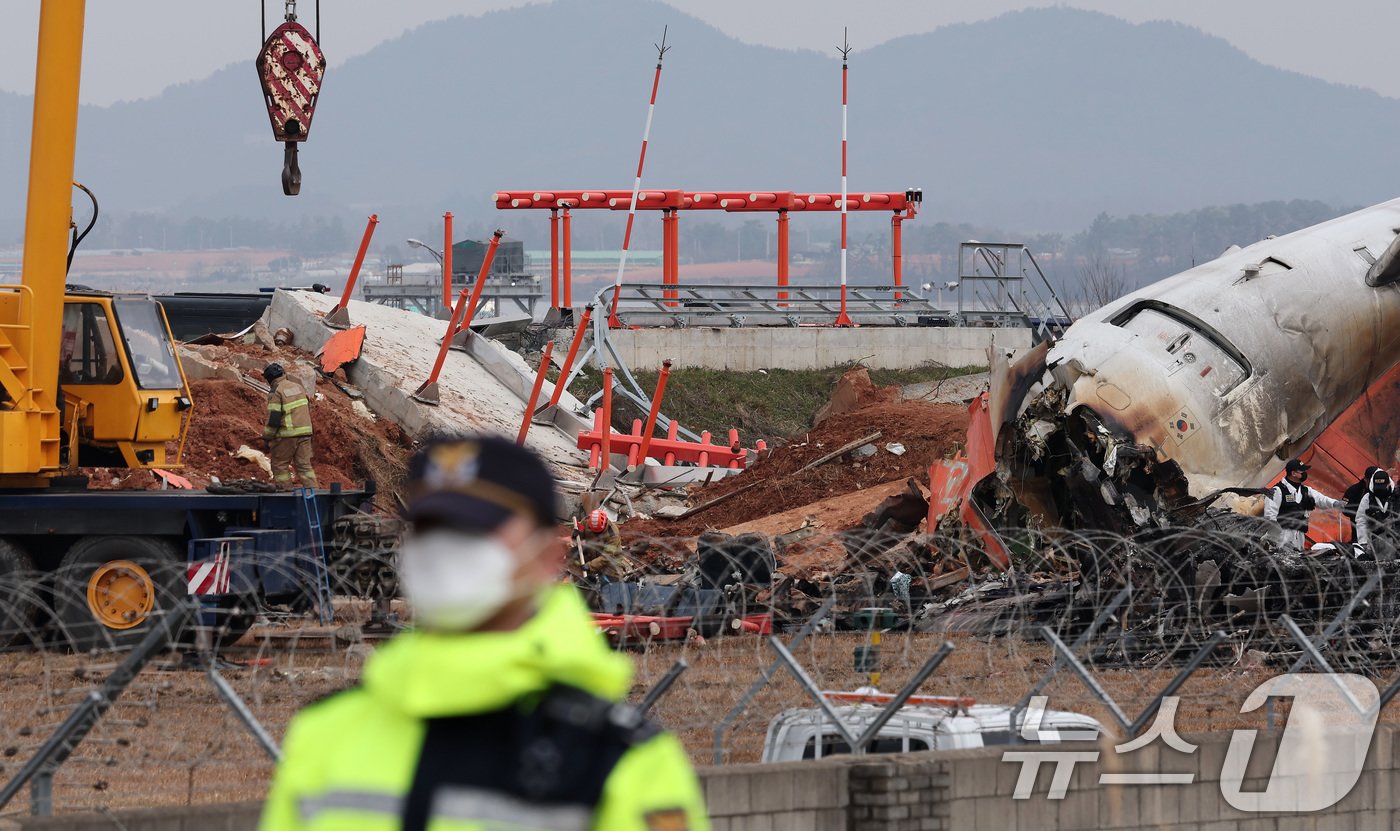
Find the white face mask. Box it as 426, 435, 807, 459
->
398, 529, 521, 632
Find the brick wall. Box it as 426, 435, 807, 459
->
847, 759, 951, 830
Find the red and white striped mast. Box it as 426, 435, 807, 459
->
834, 28, 854, 327
608, 27, 671, 328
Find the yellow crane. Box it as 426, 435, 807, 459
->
9, 1, 190, 480
0, 0, 351, 653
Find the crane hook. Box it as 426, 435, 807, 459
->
257, 1, 324, 196
282, 143, 301, 196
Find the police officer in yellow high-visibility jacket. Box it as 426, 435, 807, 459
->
259, 435, 709, 831
262, 362, 316, 487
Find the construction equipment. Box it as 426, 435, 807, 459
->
0, 1, 367, 652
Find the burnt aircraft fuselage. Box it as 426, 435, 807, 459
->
995, 198, 1400, 532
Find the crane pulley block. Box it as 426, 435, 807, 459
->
256, 5, 325, 196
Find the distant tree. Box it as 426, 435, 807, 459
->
1069, 254, 1129, 316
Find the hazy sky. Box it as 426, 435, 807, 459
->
3, 1, 1400, 105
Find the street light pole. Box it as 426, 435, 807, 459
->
405, 238, 444, 265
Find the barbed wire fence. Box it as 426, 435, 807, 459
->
2, 520, 1400, 815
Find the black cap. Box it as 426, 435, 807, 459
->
1285, 459, 1311, 473
263, 362, 285, 381
404, 435, 557, 532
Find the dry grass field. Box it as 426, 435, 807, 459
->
2, 624, 1394, 816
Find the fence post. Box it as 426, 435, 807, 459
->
206, 667, 282, 761
30, 768, 52, 816
768, 638, 861, 750
713, 597, 837, 764
640, 660, 688, 714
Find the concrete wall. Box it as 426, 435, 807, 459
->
703, 760, 850, 831
571, 325, 1033, 371
13, 726, 1398, 830
705, 726, 1400, 831
2, 802, 263, 831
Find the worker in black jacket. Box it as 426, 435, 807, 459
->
1353, 466, 1395, 560
1263, 459, 1343, 551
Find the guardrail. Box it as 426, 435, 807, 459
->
594, 282, 1032, 328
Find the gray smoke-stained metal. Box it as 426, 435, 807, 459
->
1000, 198, 1400, 531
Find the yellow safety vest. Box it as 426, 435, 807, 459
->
259, 584, 709, 831
266, 380, 313, 439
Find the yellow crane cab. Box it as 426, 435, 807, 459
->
55, 290, 191, 472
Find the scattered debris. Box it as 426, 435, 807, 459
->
600, 373, 973, 631
351, 400, 377, 422
232, 445, 273, 476
318, 325, 366, 374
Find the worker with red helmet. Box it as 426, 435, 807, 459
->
573, 507, 623, 576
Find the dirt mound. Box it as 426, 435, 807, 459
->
813, 366, 899, 425
84, 369, 412, 511
176, 378, 411, 507
622, 397, 969, 545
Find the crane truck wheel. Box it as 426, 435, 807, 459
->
0, 540, 40, 647
53, 536, 184, 652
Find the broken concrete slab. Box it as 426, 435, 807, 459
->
901, 372, 990, 404
466, 313, 532, 337
619, 463, 743, 487
263, 290, 592, 480
178, 345, 242, 382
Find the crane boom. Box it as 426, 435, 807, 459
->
12, 0, 85, 474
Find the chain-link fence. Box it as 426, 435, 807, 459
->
3, 522, 1400, 815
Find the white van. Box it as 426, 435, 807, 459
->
761, 691, 1103, 762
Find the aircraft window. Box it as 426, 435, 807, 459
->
60, 303, 123, 385
1113, 303, 1249, 396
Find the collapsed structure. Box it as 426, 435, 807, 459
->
913, 198, 1400, 661
58, 199, 1400, 663
963, 197, 1400, 535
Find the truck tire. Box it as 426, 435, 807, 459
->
53, 536, 185, 652
0, 540, 39, 647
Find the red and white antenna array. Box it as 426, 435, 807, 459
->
835, 28, 854, 327
608, 27, 671, 328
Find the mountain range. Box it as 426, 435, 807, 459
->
3, 1, 1398, 243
